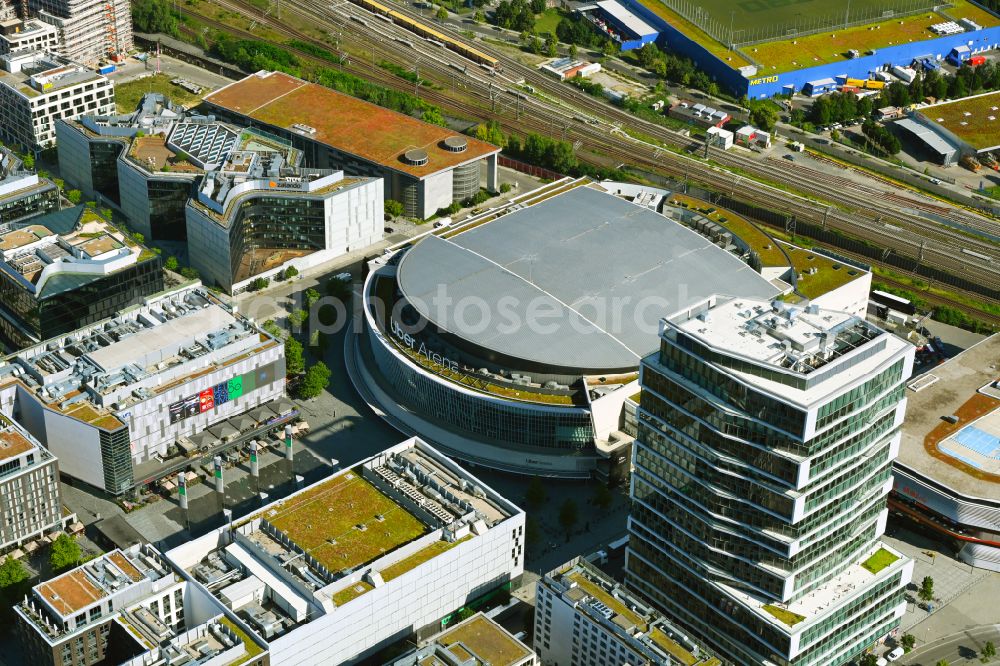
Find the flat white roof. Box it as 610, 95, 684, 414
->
595, 0, 657, 37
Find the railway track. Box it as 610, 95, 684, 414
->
179, 0, 1000, 316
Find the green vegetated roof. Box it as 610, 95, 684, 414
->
762, 604, 806, 627
860, 547, 899, 575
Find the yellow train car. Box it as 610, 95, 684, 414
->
350, 0, 500, 70
864, 79, 885, 90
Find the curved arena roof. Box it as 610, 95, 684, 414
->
396, 185, 780, 371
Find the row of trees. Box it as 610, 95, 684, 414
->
0, 535, 83, 618
132, 0, 179, 37
861, 119, 902, 155
634, 42, 720, 96
493, 0, 538, 32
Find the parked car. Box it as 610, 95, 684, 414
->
885, 646, 904, 661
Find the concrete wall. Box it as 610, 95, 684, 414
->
812, 271, 873, 319
420, 169, 455, 219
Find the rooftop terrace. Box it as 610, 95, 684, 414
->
203, 71, 499, 178
897, 333, 1000, 496
668, 297, 904, 405
547, 559, 716, 665
34, 548, 158, 619
722, 542, 907, 632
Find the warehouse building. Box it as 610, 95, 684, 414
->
165, 437, 524, 665
15, 543, 267, 666
893, 334, 1000, 572
603, 0, 1000, 97
0, 146, 61, 225
0, 50, 114, 149
202, 70, 501, 219
0, 205, 163, 349
353, 178, 872, 479
0, 285, 286, 495
0, 414, 73, 554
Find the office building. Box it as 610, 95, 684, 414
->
15, 543, 267, 666
0, 18, 60, 56
388, 612, 535, 666
0, 50, 114, 149
627, 296, 914, 665
203, 70, 500, 219
0, 413, 71, 552
28, 0, 131, 65
165, 437, 525, 665
59, 93, 383, 291
0, 285, 286, 495
893, 334, 1000, 571
186, 138, 382, 294
536, 558, 720, 666
0, 146, 61, 225
354, 179, 871, 479
0, 205, 162, 349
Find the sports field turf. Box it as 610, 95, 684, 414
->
922, 91, 1000, 151
671, 0, 938, 38
265, 472, 428, 573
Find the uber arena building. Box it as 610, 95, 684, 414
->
353, 179, 873, 478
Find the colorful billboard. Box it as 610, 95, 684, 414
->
166, 362, 275, 424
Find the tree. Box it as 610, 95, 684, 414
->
545, 33, 558, 57
384, 199, 405, 218
50, 534, 82, 573
473, 9, 485, 22
435, 5, 448, 21
859, 655, 878, 666
568, 42, 577, 59
299, 361, 331, 399
901, 634, 916, 652
421, 106, 446, 126
163, 256, 178, 271
132, 232, 145, 245
67, 189, 82, 204
919, 575, 935, 601
287, 309, 308, 328
529, 0, 545, 13
0, 556, 29, 599
285, 337, 304, 375
284, 265, 299, 279
983, 641, 997, 661
749, 103, 778, 132
936, 660, 950, 666
525, 476, 547, 508
304, 288, 321, 308
592, 483, 613, 510
21, 153, 35, 170
473, 120, 506, 148
251, 276, 270, 291
558, 498, 578, 540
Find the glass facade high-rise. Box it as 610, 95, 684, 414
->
626, 297, 914, 666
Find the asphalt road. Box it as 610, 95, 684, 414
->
902, 625, 1000, 665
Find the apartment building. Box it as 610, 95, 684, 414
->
0, 50, 114, 149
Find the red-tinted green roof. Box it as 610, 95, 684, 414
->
204, 71, 499, 178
